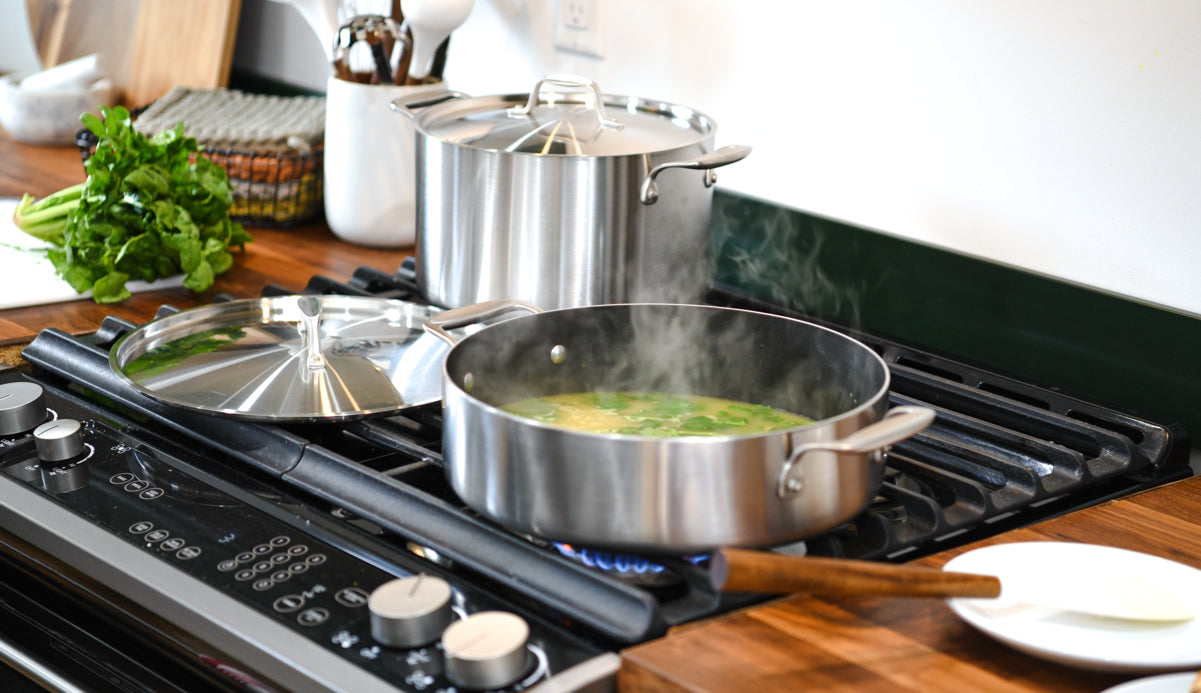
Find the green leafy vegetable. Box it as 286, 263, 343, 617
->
11, 105, 252, 303
503, 397, 560, 421
502, 391, 815, 437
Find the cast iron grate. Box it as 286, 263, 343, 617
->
708, 286, 1191, 560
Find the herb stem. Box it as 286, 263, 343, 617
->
12, 183, 87, 245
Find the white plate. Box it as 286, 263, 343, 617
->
1102, 672, 1199, 693
943, 542, 1201, 673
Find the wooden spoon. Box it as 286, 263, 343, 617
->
711, 548, 1195, 622
711, 548, 1000, 599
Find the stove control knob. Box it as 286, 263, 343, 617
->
442, 611, 530, 690
368, 575, 455, 648
35, 419, 89, 494
0, 382, 47, 436
34, 419, 85, 462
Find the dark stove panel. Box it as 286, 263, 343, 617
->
0, 376, 604, 692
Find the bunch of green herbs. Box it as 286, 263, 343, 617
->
12, 105, 252, 303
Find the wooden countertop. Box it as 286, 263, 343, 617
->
4, 129, 1198, 692
621, 476, 1201, 692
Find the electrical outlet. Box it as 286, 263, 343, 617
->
554, 0, 605, 58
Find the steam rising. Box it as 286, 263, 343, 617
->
709, 201, 866, 330
451, 304, 885, 423
447, 188, 887, 421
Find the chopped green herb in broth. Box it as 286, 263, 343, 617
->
501, 392, 814, 437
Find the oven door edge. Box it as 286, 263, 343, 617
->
0, 474, 399, 693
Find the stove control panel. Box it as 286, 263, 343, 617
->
0, 379, 596, 692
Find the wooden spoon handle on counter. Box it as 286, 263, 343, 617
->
711, 547, 1002, 599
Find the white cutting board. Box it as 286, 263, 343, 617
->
0, 197, 182, 309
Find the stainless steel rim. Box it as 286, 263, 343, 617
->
440, 302, 894, 441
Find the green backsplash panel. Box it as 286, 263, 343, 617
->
709, 190, 1200, 439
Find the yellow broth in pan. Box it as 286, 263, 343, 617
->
501, 391, 814, 437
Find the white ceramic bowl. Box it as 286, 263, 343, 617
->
0, 72, 116, 146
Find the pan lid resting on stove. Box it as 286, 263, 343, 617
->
109, 295, 448, 422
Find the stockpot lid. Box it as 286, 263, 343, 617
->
410, 74, 716, 157
109, 295, 448, 421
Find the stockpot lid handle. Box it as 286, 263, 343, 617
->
507, 74, 625, 131
776, 406, 936, 499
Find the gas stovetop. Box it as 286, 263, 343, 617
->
0, 263, 1190, 692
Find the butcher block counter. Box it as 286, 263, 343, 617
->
620, 483, 1201, 692
2, 129, 1198, 693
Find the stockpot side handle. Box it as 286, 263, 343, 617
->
389, 91, 469, 118
776, 406, 936, 499
640, 144, 753, 205
508, 74, 624, 131
423, 299, 543, 346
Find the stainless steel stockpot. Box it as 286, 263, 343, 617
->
393, 75, 751, 310
425, 301, 935, 554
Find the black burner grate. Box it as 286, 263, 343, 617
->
708, 287, 1191, 560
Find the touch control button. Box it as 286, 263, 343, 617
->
442, 611, 530, 691
274, 595, 305, 613
336, 587, 370, 608
129, 521, 153, 534
160, 537, 185, 551
298, 608, 330, 627
369, 575, 454, 648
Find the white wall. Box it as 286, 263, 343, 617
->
238, 0, 1201, 317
